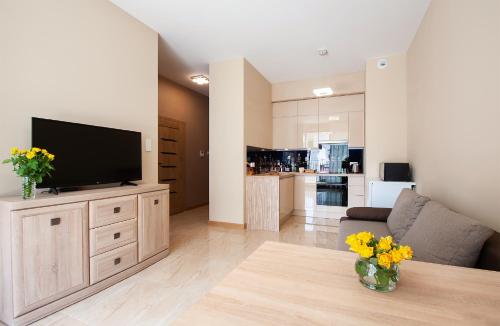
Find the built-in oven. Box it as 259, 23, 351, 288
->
316, 176, 348, 207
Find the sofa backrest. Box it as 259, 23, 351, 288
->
476, 232, 500, 271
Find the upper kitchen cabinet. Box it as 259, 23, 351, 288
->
297, 99, 318, 149
348, 111, 365, 147
318, 112, 348, 143
273, 102, 298, 149
318, 94, 364, 114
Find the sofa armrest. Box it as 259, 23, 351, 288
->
343, 207, 392, 222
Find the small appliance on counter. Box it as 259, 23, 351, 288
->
379, 163, 411, 181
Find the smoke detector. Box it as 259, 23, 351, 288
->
377, 58, 388, 69
317, 48, 328, 56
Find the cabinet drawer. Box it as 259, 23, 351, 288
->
89, 195, 137, 228
348, 185, 365, 196
90, 219, 137, 257
348, 176, 364, 186
348, 195, 365, 208
90, 242, 137, 284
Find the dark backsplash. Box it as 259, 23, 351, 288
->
247, 145, 364, 174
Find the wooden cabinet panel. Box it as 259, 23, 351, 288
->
297, 99, 318, 116
273, 116, 298, 149
90, 242, 137, 284
279, 177, 294, 225
318, 94, 364, 114
90, 219, 137, 257
273, 101, 297, 117
348, 111, 365, 148
297, 115, 318, 149
318, 112, 348, 143
11, 202, 89, 316
89, 195, 137, 228
138, 190, 170, 262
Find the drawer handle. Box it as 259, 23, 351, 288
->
154, 199, 159, 205
114, 232, 121, 239
114, 257, 121, 265
50, 217, 61, 226
113, 207, 121, 214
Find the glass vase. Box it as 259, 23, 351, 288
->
22, 177, 36, 200
355, 257, 399, 292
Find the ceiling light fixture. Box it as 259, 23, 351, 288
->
190, 75, 209, 85
313, 87, 334, 97
317, 48, 328, 56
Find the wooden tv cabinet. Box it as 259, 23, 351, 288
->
0, 184, 170, 326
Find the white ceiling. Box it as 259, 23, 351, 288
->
111, 0, 430, 96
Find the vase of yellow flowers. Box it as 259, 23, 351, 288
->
346, 232, 413, 292
3, 147, 55, 200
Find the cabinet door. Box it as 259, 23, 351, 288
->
319, 94, 364, 114
11, 202, 89, 316
297, 99, 318, 116
273, 101, 297, 117
348, 111, 365, 148
279, 177, 294, 224
273, 116, 298, 149
318, 112, 348, 143
294, 176, 317, 212
138, 190, 170, 262
297, 115, 318, 149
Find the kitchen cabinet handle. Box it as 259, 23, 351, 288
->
50, 217, 61, 226
114, 232, 121, 239
114, 257, 121, 265
113, 207, 121, 214
154, 199, 159, 205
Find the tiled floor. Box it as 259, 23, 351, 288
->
34, 206, 339, 325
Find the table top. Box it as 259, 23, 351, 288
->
174, 241, 500, 325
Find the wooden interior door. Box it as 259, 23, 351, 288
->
158, 116, 185, 214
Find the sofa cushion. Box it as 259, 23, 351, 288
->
345, 207, 392, 222
475, 232, 500, 271
387, 189, 430, 241
336, 220, 391, 251
400, 201, 494, 267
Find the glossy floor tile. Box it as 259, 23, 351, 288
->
33, 206, 338, 325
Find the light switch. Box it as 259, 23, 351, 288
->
199, 150, 205, 158
145, 138, 152, 152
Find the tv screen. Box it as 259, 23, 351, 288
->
32, 117, 142, 189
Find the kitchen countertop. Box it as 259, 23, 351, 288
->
248, 172, 364, 178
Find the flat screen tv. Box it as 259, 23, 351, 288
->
32, 117, 142, 189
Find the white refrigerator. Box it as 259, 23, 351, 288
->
367, 181, 416, 208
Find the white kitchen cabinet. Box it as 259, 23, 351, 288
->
273, 101, 297, 117
348, 111, 364, 148
279, 177, 294, 225
318, 94, 364, 114
294, 176, 317, 212
297, 99, 318, 149
348, 175, 365, 207
297, 99, 318, 116
273, 116, 298, 149
318, 112, 349, 143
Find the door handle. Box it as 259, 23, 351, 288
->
114, 232, 121, 239
114, 257, 121, 265
50, 217, 61, 226
154, 199, 159, 205
113, 207, 121, 214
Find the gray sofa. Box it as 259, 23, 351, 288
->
337, 190, 500, 272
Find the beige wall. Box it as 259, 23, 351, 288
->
365, 53, 408, 183
244, 60, 273, 149
272, 71, 365, 102
158, 77, 209, 209
209, 58, 246, 224
407, 0, 500, 231
0, 0, 158, 195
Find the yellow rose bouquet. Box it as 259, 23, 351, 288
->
345, 232, 413, 292
3, 147, 55, 199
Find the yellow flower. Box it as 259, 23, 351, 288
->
399, 245, 413, 260
390, 249, 404, 264
32, 147, 41, 152
377, 252, 392, 269
10, 147, 19, 155
47, 154, 55, 161
20, 149, 28, 154
358, 244, 374, 258
41, 149, 48, 154
346, 234, 359, 247
26, 151, 35, 160
356, 232, 374, 244
377, 236, 393, 251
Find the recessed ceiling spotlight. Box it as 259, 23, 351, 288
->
317, 48, 328, 56
190, 75, 209, 85
313, 87, 334, 97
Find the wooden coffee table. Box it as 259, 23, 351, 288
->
174, 241, 500, 325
